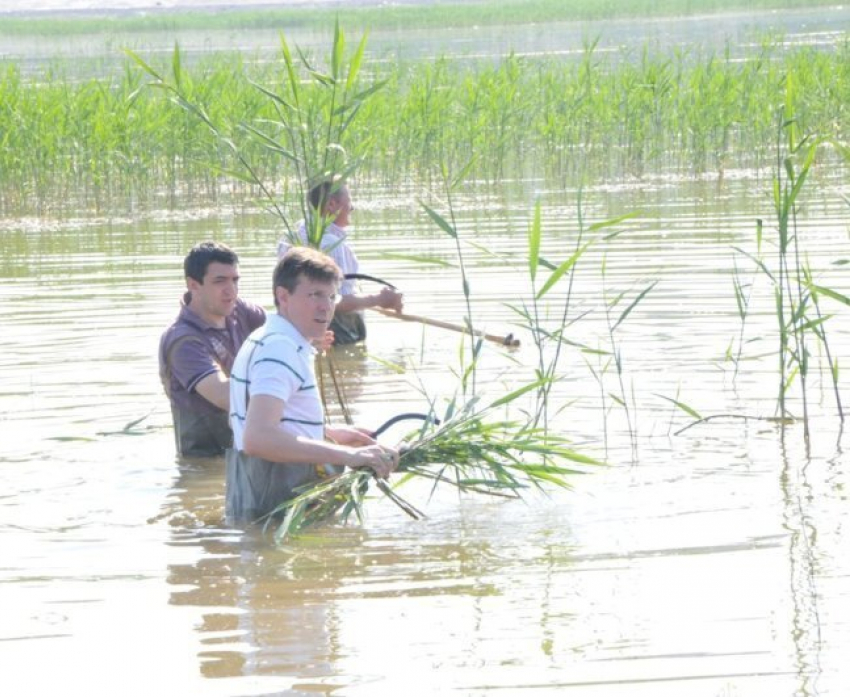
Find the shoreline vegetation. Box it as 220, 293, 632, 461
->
0, 0, 840, 36
1, 34, 848, 215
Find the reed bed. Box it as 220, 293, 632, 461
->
1, 39, 849, 214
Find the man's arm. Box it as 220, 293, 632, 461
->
325, 425, 377, 446
166, 335, 230, 410
243, 394, 397, 478
335, 286, 403, 314
194, 370, 230, 411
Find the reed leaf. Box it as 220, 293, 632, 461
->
419, 201, 457, 238
536, 240, 593, 299
811, 284, 850, 307
612, 281, 657, 332
379, 252, 455, 267
587, 211, 641, 232
732, 245, 774, 283
488, 377, 550, 409
655, 393, 703, 420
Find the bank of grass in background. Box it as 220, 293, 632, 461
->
2, 39, 850, 214
0, 0, 834, 37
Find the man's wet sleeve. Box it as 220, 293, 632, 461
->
170, 337, 220, 393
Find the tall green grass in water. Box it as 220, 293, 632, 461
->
126, 24, 383, 245
1, 39, 849, 213
727, 72, 846, 438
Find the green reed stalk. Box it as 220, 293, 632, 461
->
771, 78, 812, 429
601, 252, 657, 455
729, 219, 765, 380
511, 187, 639, 432
419, 158, 481, 395
734, 71, 846, 434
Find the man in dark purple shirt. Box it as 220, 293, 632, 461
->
159, 241, 266, 457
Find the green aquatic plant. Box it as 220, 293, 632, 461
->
724, 72, 845, 436
3, 38, 850, 214
126, 22, 382, 245
728, 219, 765, 379
506, 189, 639, 432
601, 252, 657, 456
418, 158, 482, 395
764, 74, 843, 433
265, 379, 602, 544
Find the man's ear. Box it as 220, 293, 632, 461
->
186, 276, 201, 292
274, 285, 289, 308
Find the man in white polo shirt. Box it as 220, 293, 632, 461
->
226, 246, 399, 524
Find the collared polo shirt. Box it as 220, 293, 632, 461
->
159, 296, 266, 417
229, 313, 323, 451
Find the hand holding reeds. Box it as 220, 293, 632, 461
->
264, 387, 602, 544
325, 424, 399, 479
349, 444, 399, 480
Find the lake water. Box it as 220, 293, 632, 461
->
1, 9, 850, 697
3, 5, 850, 76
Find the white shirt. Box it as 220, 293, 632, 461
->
229, 313, 322, 451
277, 221, 359, 297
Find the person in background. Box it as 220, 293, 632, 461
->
277, 178, 404, 344
159, 241, 266, 457
226, 246, 398, 524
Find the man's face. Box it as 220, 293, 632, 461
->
187, 262, 239, 322
277, 275, 338, 341
327, 187, 353, 228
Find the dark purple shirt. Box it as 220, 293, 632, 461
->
159, 296, 266, 418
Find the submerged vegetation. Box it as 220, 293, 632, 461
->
1, 36, 850, 214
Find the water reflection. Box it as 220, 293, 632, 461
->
160, 456, 342, 692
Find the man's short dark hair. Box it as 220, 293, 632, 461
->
307, 175, 345, 212
274, 247, 342, 305
184, 241, 239, 283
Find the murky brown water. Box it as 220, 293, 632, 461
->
1, 170, 848, 695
